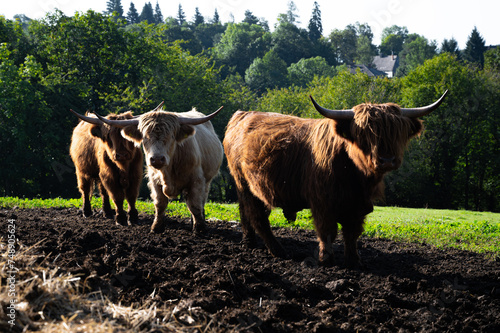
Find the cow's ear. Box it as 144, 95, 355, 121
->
90, 124, 103, 139
335, 119, 354, 142
121, 125, 143, 146
176, 124, 195, 142
409, 118, 423, 138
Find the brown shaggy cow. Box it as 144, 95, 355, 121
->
70, 110, 143, 226
223, 91, 448, 268
95, 106, 224, 234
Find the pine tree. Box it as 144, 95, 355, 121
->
193, 7, 204, 26
127, 2, 140, 24
139, 2, 154, 23
308, 1, 322, 40
464, 26, 486, 67
106, 0, 124, 18
286, 1, 300, 25
441, 38, 460, 58
177, 4, 186, 25
153, 1, 163, 24
243, 10, 259, 25
211, 9, 220, 24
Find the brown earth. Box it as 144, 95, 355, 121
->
3, 207, 500, 332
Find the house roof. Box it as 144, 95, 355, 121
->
347, 64, 387, 77
373, 55, 399, 72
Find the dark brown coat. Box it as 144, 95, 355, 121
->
223, 103, 424, 268
70, 112, 143, 225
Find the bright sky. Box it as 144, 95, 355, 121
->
1, 0, 499, 49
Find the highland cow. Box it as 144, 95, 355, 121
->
223, 91, 448, 268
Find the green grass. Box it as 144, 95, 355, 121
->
1, 196, 499, 258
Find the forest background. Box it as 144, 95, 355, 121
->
1, 0, 499, 211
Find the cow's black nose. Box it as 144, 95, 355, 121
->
150, 156, 166, 168
379, 156, 396, 168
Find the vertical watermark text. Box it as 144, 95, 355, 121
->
5, 218, 18, 327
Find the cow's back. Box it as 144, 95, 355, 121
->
70, 121, 99, 177
224, 111, 312, 210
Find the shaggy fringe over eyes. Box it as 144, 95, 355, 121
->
352, 103, 422, 154
309, 103, 422, 171
139, 112, 179, 138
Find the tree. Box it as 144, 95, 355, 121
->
177, 4, 186, 25
245, 50, 288, 92
379, 25, 408, 55
484, 46, 500, 72
396, 34, 437, 76
139, 2, 154, 23
278, 1, 300, 25
212, 23, 270, 76
126, 2, 140, 24
243, 10, 259, 25
308, 1, 322, 41
463, 26, 486, 68
329, 27, 357, 64
272, 21, 313, 65
380, 25, 408, 42
211, 9, 220, 24
106, 0, 124, 18
287, 56, 334, 87
153, 1, 163, 24
193, 7, 204, 26
440, 38, 460, 58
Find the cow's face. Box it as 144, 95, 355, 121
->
337, 103, 423, 174
90, 112, 137, 163
121, 112, 195, 169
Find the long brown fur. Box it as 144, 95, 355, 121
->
70, 112, 143, 226
224, 105, 423, 268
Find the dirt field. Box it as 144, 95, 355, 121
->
4, 207, 500, 332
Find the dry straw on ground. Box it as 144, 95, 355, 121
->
0, 239, 217, 332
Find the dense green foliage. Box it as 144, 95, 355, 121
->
0, 6, 498, 211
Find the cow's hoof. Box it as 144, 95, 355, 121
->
318, 255, 335, 267
128, 211, 139, 226
193, 222, 207, 235
151, 220, 165, 233
241, 236, 257, 249
82, 208, 93, 218
267, 242, 288, 259
344, 259, 363, 270
102, 209, 114, 219
115, 213, 128, 226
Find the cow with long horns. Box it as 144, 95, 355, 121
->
95, 105, 224, 234
70, 110, 144, 225
223, 91, 448, 268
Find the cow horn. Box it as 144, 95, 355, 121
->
70, 109, 103, 125
309, 96, 355, 120
94, 112, 140, 128
153, 101, 164, 111
178, 106, 223, 125
401, 90, 448, 118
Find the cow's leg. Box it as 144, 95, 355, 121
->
239, 188, 286, 258
109, 192, 127, 226
126, 170, 142, 226
236, 188, 256, 247
150, 180, 169, 233
98, 181, 114, 218
314, 219, 338, 267
125, 192, 139, 226
341, 218, 365, 269
77, 174, 93, 217
185, 177, 207, 234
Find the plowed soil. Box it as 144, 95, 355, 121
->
4, 207, 500, 332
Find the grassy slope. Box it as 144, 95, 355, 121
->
1, 196, 499, 258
